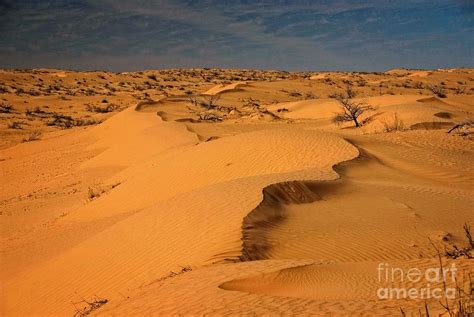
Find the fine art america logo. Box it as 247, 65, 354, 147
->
376, 262, 458, 300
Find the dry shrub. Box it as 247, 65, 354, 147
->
445, 223, 474, 259
0, 103, 15, 113
447, 120, 473, 136
428, 85, 447, 98
86, 104, 119, 113
8, 121, 23, 129
72, 295, 108, 317
381, 113, 405, 132
22, 130, 42, 142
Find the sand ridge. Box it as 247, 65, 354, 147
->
1, 68, 473, 316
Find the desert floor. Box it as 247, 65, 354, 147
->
0, 68, 473, 316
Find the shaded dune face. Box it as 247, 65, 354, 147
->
238, 142, 366, 263
240, 181, 340, 261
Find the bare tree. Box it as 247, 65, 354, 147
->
333, 96, 374, 128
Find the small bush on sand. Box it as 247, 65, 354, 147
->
381, 113, 405, 132
445, 223, 473, 259
200, 95, 220, 109
47, 114, 101, 129
86, 104, 119, 113
0, 103, 14, 113
47, 114, 75, 129
447, 120, 473, 136
288, 90, 302, 97
188, 94, 200, 107
87, 182, 120, 201
8, 121, 23, 129
22, 130, 42, 142
72, 295, 108, 317
345, 85, 357, 98
87, 186, 105, 201
428, 85, 447, 98
455, 86, 466, 95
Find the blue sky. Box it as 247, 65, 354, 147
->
0, 0, 472, 71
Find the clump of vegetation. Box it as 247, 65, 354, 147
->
25, 106, 49, 117
445, 223, 473, 259
85, 103, 119, 113
22, 130, 42, 142
74, 118, 102, 127
413, 81, 424, 89
305, 91, 317, 99
87, 182, 120, 201
0, 85, 10, 93
72, 295, 108, 317
447, 120, 473, 136
15, 88, 25, 95
153, 266, 193, 284
241, 97, 260, 108
187, 94, 200, 107
47, 114, 75, 129
8, 121, 24, 129
47, 114, 101, 129
201, 95, 220, 109
27, 88, 41, 96
0, 103, 15, 113
288, 90, 302, 97
328, 92, 341, 99
455, 86, 466, 95
428, 84, 447, 98
381, 113, 405, 132
416, 230, 474, 317
345, 86, 357, 98
87, 186, 105, 201
199, 112, 223, 122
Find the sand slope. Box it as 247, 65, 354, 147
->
1, 68, 473, 316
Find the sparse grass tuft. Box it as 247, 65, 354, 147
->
22, 130, 42, 142
381, 113, 405, 132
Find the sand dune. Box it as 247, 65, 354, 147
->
1, 68, 473, 316
203, 82, 249, 95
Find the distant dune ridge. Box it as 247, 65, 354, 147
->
0, 68, 473, 316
